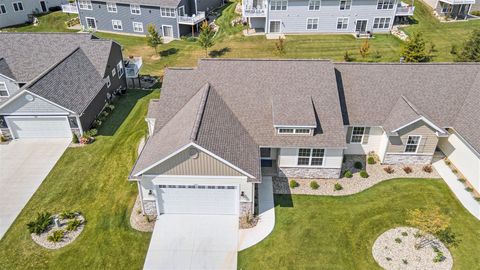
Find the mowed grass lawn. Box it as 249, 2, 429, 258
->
1, 11, 78, 33
238, 179, 480, 269
0, 90, 158, 269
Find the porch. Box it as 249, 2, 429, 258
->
61, 3, 78, 14
437, 0, 476, 20
177, 12, 206, 25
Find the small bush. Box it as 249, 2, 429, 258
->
47, 230, 65, 243
92, 119, 102, 128
465, 187, 474, 192
354, 161, 363, 170
395, 238, 402, 243
402, 259, 408, 265
344, 51, 353, 62
66, 219, 82, 231
422, 164, 433, 173
386, 257, 392, 261
458, 178, 466, 183
445, 160, 451, 166
474, 197, 480, 202
433, 247, 445, 263
367, 156, 375, 164
289, 180, 299, 188
401, 231, 408, 236
436, 228, 459, 247
334, 183, 343, 191
72, 133, 79, 144
27, 212, 52, 235
310, 181, 319, 190
384, 166, 394, 174
360, 170, 369, 178
452, 168, 458, 174
84, 129, 98, 137
403, 166, 413, 174
471, 10, 480, 16
344, 170, 353, 178
106, 104, 115, 112
60, 211, 76, 219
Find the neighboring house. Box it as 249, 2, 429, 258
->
0, 0, 67, 28
67, 0, 222, 39
130, 59, 480, 219
423, 0, 480, 19
242, 0, 415, 35
0, 33, 127, 139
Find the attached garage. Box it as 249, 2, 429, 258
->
155, 184, 239, 215
5, 116, 71, 139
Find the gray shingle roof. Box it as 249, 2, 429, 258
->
272, 95, 317, 127
113, 0, 182, 7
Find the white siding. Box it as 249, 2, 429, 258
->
344, 126, 384, 155
378, 131, 389, 162
277, 147, 343, 168
438, 130, 480, 192
0, 92, 69, 115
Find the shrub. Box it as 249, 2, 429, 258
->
475, 197, 480, 202
334, 183, 343, 191
445, 159, 451, 166
27, 212, 52, 235
84, 129, 98, 137
403, 166, 413, 174
367, 156, 375, 165
344, 170, 353, 178
395, 238, 402, 243
344, 51, 353, 62
407, 207, 450, 236
105, 104, 115, 112
458, 178, 466, 183
354, 161, 363, 170
401, 231, 408, 236
66, 219, 82, 231
471, 10, 480, 16
360, 170, 369, 178
384, 166, 394, 174
310, 181, 319, 190
72, 133, 79, 144
452, 168, 458, 174
465, 187, 474, 192
436, 227, 460, 247
422, 164, 433, 173
100, 111, 109, 118
402, 259, 408, 265
47, 230, 65, 243
433, 251, 445, 263
386, 257, 392, 261
60, 210, 76, 219
0, 134, 6, 142
289, 180, 299, 189
92, 119, 102, 128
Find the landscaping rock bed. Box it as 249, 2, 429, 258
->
130, 195, 156, 232
372, 227, 452, 270
31, 213, 85, 249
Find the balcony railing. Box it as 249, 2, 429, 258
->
178, 12, 206, 25
396, 5, 415, 16
124, 57, 142, 78
440, 0, 475, 4
243, 1, 268, 17
61, 3, 78, 14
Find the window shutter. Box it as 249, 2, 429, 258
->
346, 127, 352, 143
362, 127, 370, 144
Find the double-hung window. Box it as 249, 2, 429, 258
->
350, 126, 365, 143
337, 17, 348, 30
160, 7, 176, 18
78, 0, 92, 10
271, 0, 287, 10
0, 5, 7, 14
106, 2, 117, 13
112, 20, 122, 30
306, 18, 319, 30
377, 0, 394, 9
0, 82, 9, 97
373, 17, 391, 29
133, 22, 144, 32
297, 148, 325, 166
339, 0, 351, 10
405, 135, 421, 153
308, 0, 321, 10
12, 1, 24, 12
117, 60, 124, 78
130, 4, 141, 14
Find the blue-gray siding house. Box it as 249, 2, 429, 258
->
73, 0, 223, 38
0, 0, 67, 28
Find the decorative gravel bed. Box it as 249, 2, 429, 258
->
372, 227, 452, 270
273, 155, 440, 195
130, 195, 156, 232
31, 213, 85, 249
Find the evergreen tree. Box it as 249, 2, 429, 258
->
455, 29, 480, 62
401, 32, 431, 62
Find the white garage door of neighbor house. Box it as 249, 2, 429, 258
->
6, 116, 71, 139
157, 184, 239, 215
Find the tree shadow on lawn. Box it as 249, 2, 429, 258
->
160, 48, 180, 57
97, 90, 151, 136
274, 194, 294, 208
209, 47, 231, 57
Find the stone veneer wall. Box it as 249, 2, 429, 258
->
240, 202, 253, 217
278, 167, 341, 179
142, 200, 157, 216
383, 154, 433, 165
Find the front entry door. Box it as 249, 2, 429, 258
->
40, 1, 47, 12
85, 17, 97, 30
355, 20, 367, 33
162, 25, 173, 38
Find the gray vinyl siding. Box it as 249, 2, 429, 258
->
267, 0, 397, 33
386, 121, 439, 154
0, 91, 69, 115
0, 0, 66, 28
145, 146, 244, 176
0, 74, 20, 102
195, 0, 222, 13
78, 1, 179, 37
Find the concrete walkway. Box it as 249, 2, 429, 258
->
0, 138, 70, 239
433, 159, 480, 220
238, 176, 275, 251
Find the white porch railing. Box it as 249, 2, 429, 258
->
396, 5, 415, 16
125, 57, 143, 78
441, 0, 475, 4
177, 12, 206, 25
61, 3, 78, 14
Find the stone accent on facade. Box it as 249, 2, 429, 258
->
383, 153, 433, 165
240, 202, 253, 216
278, 167, 341, 179
142, 200, 157, 216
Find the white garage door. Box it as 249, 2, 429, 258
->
156, 184, 239, 215
6, 116, 71, 139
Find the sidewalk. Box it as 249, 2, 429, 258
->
238, 177, 275, 251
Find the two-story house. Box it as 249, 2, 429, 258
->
0, 0, 67, 28
67, 0, 223, 39
423, 0, 479, 20
242, 0, 415, 34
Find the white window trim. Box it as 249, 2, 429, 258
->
0, 82, 9, 97
373, 17, 391, 29
297, 148, 325, 167
178, 5, 185, 16
133, 22, 144, 33
404, 135, 422, 153
160, 7, 176, 18
12, 1, 24, 12
306, 17, 319, 30
277, 128, 312, 135
0, 4, 7, 14
85, 17, 97, 29
112, 68, 116, 77
106, 2, 117, 13
376, 0, 395, 10
270, 0, 288, 11
130, 4, 141, 15
336, 17, 349, 31
350, 126, 365, 144
269, 20, 282, 33
106, 76, 111, 88
308, 0, 321, 11
339, 0, 352, 10
112, 20, 123, 31
117, 61, 124, 78
78, 0, 92, 10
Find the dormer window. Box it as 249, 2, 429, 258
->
277, 128, 313, 135
272, 95, 317, 136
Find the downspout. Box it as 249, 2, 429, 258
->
75, 115, 84, 136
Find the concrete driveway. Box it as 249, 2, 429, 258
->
143, 214, 238, 270
0, 138, 70, 239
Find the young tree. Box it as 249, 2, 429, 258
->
275, 37, 286, 55
401, 32, 432, 62
359, 39, 370, 58
146, 24, 163, 55
407, 207, 453, 248
198, 21, 215, 57
455, 29, 480, 62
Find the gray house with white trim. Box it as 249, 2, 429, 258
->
0, 33, 127, 139
0, 0, 67, 28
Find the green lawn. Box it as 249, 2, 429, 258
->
0, 90, 158, 269
238, 179, 480, 269
1, 11, 78, 33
